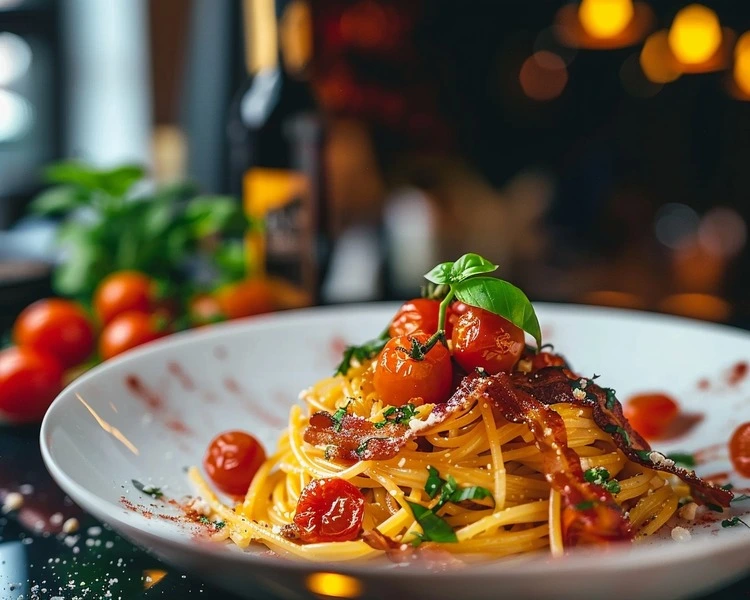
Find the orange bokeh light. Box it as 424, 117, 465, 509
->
519, 52, 568, 101
578, 0, 634, 40
734, 32, 750, 95
668, 4, 722, 65
640, 30, 681, 83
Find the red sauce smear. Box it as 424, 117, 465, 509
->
125, 375, 163, 410
694, 443, 726, 464
729, 361, 748, 386
167, 361, 195, 391
697, 378, 710, 390
165, 419, 193, 435
659, 412, 704, 441
223, 378, 286, 428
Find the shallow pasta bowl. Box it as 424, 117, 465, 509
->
41, 303, 750, 600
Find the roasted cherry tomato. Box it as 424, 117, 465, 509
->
730, 422, 750, 478
13, 298, 95, 368
204, 430, 266, 496
451, 307, 525, 374
623, 393, 679, 439
99, 311, 164, 360
94, 270, 155, 325
389, 299, 466, 339
373, 332, 452, 406
293, 477, 365, 543
214, 279, 275, 320
0, 346, 63, 423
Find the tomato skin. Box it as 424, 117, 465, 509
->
98, 311, 164, 360
203, 430, 266, 496
0, 346, 63, 423
94, 271, 155, 325
530, 351, 567, 371
13, 298, 95, 368
214, 279, 275, 320
623, 393, 679, 439
293, 478, 365, 543
730, 422, 750, 478
451, 307, 525, 374
389, 299, 465, 339
373, 333, 453, 407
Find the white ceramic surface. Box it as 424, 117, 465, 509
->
41, 303, 750, 600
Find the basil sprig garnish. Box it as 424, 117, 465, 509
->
334, 331, 389, 376
424, 252, 542, 349
408, 466, 493, 545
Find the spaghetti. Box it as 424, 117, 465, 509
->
189, 354, 729, 561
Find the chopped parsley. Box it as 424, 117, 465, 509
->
721, 517, 750, 529
583, 467, 621, 494
214, 520, 226, 530
355, 438, 372, 457
634, 449, 652, 461
603, 424, 631, 447
604, 388, 617, 410
722, 483, 735, 491
575, 500, 596, 511
408, 466, 494, 546
731, 493, 750, 503
334, 334, 389, 376
198, 515, 210, 525
666, 452, 696, 468
331, 401, 352, 432
198, 515, 225, 529
706, 503, 724, 513
374, 404, 418, 429
132, 479, 164, 499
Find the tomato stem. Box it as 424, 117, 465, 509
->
437, 289, 455, 333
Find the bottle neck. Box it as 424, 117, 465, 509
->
243, 0, 312, 78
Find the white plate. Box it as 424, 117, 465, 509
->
41, 303, 750, 600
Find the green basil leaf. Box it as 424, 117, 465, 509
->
666, 452, 696, 468
453, 276, 542, 348
142, 200, 175, 238
99, 165, 145, 196
334, 335, 389, 376
424, 261, 453, 285
186, 196, 247, 238
449, 485, 493, 504
29, 186, 84, 215
406, 501, 457, 543
44, 161, 103, 189
425, 466, 444, 499
450, 253, 498, 282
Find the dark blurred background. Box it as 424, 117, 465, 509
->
1, 0, 750, 325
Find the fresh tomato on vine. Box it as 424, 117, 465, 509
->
13, 298, 95, 368
99, 311, 165, 360
94, 270, 156, 325
451, 307, 526, 374
389, 299, 465, 339
373, 332, 453, 406
0, 346, 64, 423
292, 478, 365, 543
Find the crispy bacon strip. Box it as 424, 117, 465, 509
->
471, 372, 632, 545
511, 364, 733, 508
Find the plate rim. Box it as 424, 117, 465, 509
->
39, 302, 750, 579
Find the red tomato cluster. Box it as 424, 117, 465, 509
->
623, 393, 679, 440
375, 298, 526, 407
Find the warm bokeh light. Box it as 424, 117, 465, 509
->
659, 293, 731, 322
580, 290, 646, 310
698, 207, 747, 258
734, 32, 750, 95
578, 0, 634, 40
306, 572, 363, 598
668, 4, 722, 65
640, 30, 681, 83
519, 51, 568, 101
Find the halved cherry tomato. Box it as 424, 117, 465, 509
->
0, 346, 63, 423
13, 298, 95, 368
203, 430, 266, 496
214, 279, 275, 320
99, 311, 164, 360
730, 422, 750, 478
623, 393, 679, 439
94, 271, 155, 325
373, 332, 452, 407
293, 477, 365, 543
389, 299, 465, 339
451, 307, 525, 374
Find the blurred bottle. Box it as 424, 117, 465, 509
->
227, 0, 327, 305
